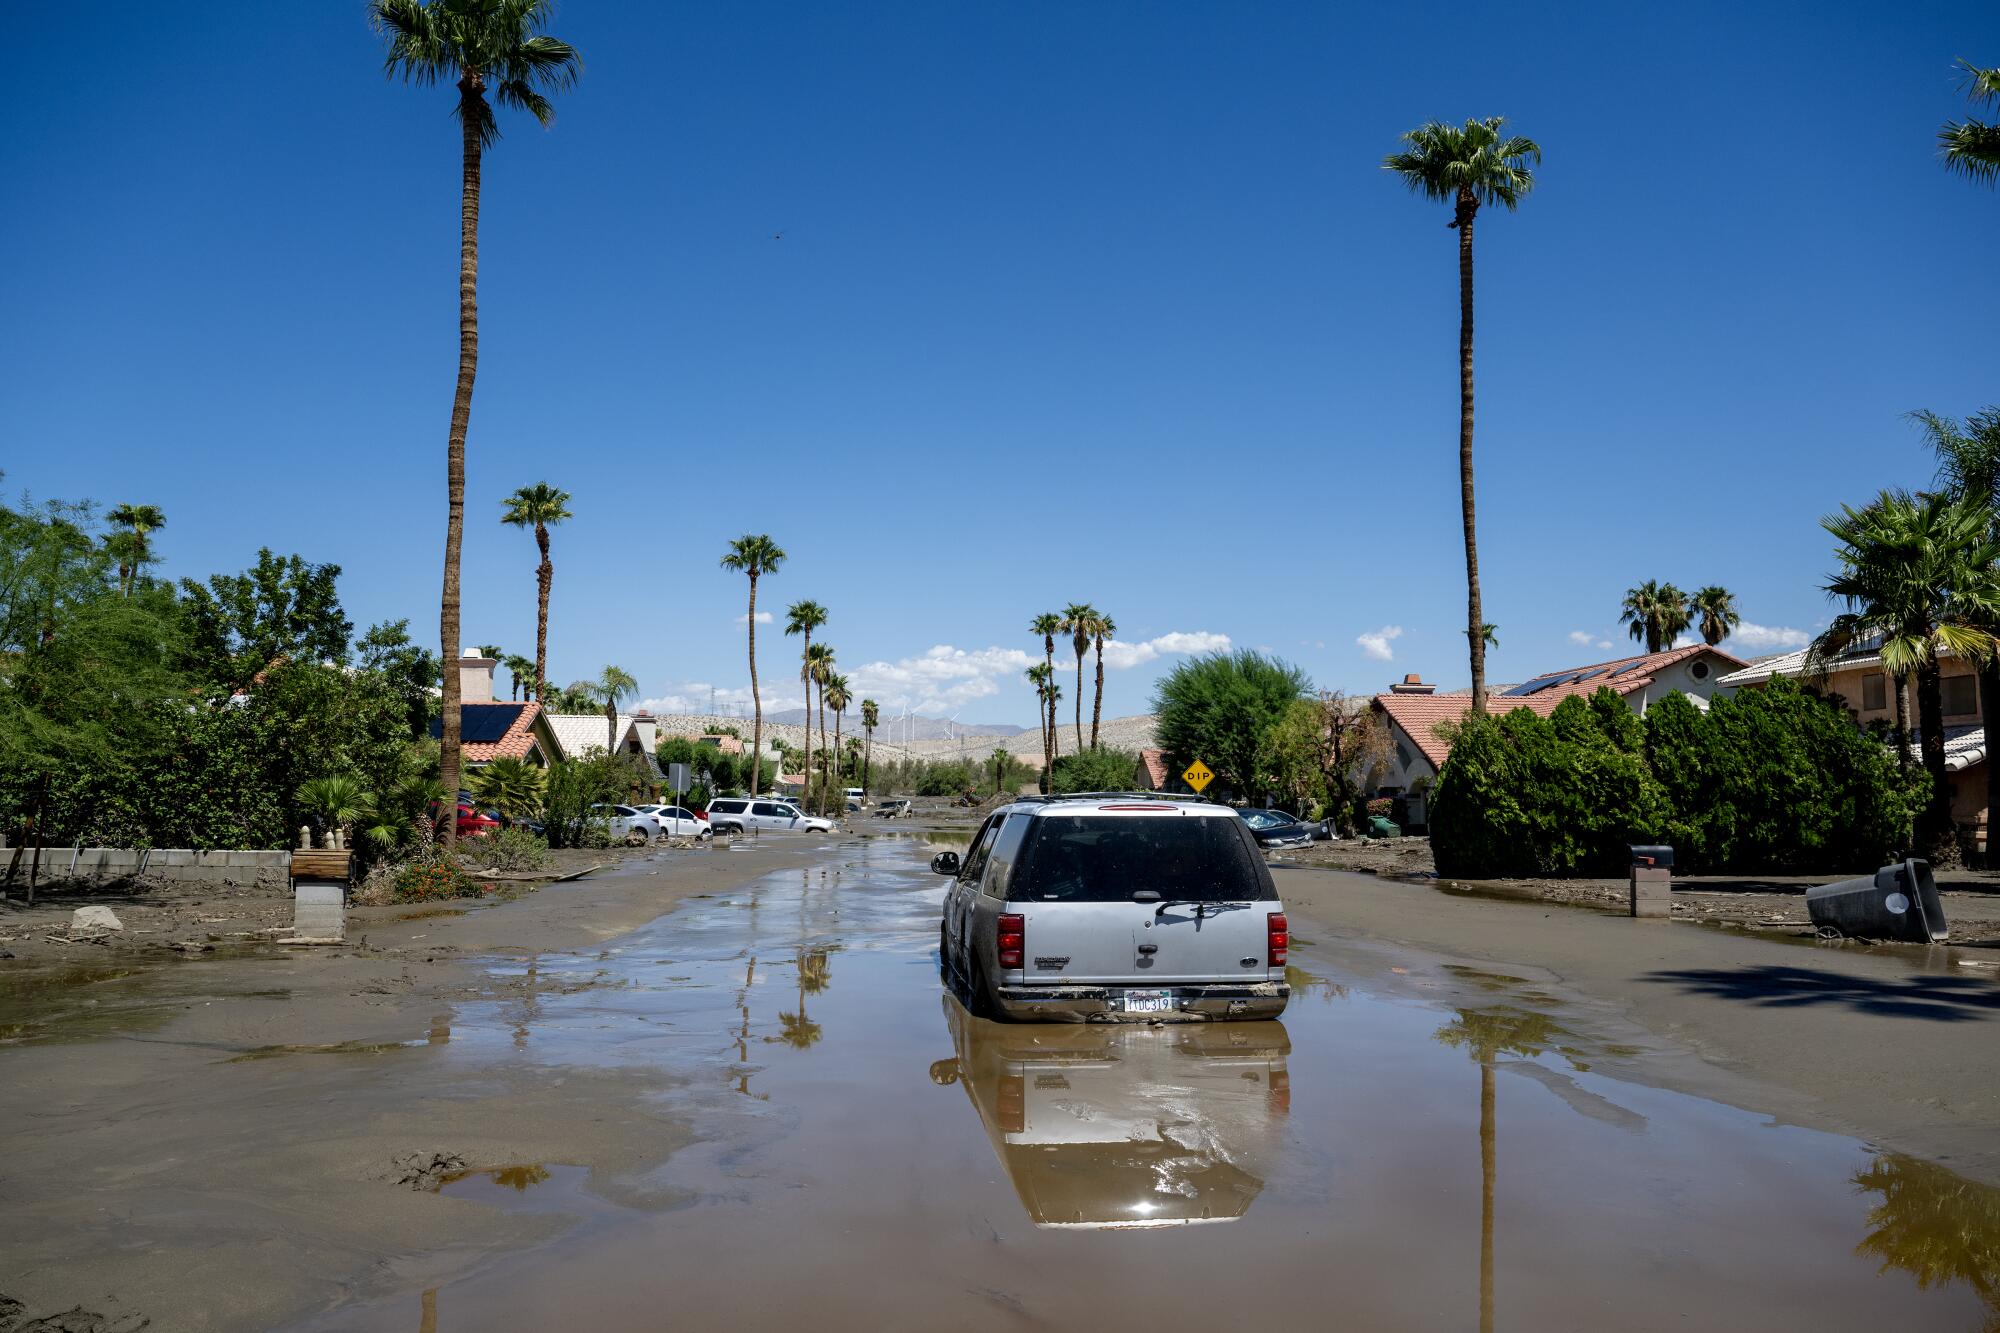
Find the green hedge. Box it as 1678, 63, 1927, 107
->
1430, 680, 1921, 878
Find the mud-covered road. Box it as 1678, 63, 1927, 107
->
4, 832, 1998, 1331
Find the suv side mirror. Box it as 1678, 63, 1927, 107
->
930, 851, 960, 876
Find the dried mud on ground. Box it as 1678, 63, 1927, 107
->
1272, 836, 2000, 945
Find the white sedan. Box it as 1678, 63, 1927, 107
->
590, 804, 662, 846
635, 804, 712, 841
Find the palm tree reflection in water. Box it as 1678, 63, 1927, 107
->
778, 946, 834, 1051
1853, 1153, 2000, 1332
1434, 1007, 1563, 1333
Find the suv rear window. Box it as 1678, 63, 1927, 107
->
710, 799, 746, 814
1009, 815, 1273, 903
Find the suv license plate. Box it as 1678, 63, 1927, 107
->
1123, 990, 1173, 1014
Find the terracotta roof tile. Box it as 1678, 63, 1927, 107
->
451, 701, 545, 763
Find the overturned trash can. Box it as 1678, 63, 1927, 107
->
1628, 844, 1673, 919
1806, 858, 1948, 944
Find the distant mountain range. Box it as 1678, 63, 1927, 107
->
761, 708, 1030, 740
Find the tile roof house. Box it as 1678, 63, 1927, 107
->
1372, 645, 1747, 790
1132, 748, 1194, 793
429, 654, 560, 766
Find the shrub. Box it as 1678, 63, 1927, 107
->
1152, 650, 1312, 799
542, 754, 632, 849
393, 856, 489, 902
459, 825, 549, 872
1365, 796, 1393, 818
1049, 747, 1138, 794
914, 762, 974, 797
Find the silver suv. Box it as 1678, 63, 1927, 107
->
935, 795, 1289, 1022
706, 797, 834, 835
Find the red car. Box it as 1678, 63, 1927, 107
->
431, 803, 502, 836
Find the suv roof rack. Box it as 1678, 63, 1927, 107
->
1018, 791, 1220, 804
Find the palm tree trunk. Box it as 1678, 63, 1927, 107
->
534, 524, 552, 701
817, 683, 828, 812
436, 88, 484, 850
1073, 650, 1085, 755
1916, 662, 1955, 862
799, 633, 812, 808
1457, 191, 1487, 715
863, 725, 872, 794
1895, 674, 1913, 772
1091, 639, 1105, 750
1981, 661, 2000, 867
747, 572, 762, 793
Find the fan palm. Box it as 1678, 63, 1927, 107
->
1686, 587, 1739, 647
296, 774, 373, 846
1620, 580, 1691, 654
825, 673, 851, 788
1916, 407, 2000, 860
721, 535, 786, 792
500, 482, 572, 699
804, 642, 835, 810
1940, 59, 2000, 185
500, 652, 535, 700
467, 755, 546, 824
1025, 663, 1055, 790
1030, 613, 1062, 769
785, 600, 827, 804
1385, 117, 1540, 714
105, 504, 165, 596
1088, 611, 1116, 750
1815, 490, 2000, 860
590, 664, 638, 753
1061, 603, 1097, 754
860, 698, 879, 792
373, 0, 581, 846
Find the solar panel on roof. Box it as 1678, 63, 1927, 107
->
1571, 667, 1609, 684
430, 703, 525, 745
1504, 673, 1570, 697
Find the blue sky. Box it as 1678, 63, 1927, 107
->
5, 1, 1997, 725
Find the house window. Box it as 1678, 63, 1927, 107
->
1689, 660, 1710, 681
1862, 673, 1887, 711
1942, 674, 1978, 717
1396, 741, 1412, 770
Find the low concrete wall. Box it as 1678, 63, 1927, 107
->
0, 847, 293, 891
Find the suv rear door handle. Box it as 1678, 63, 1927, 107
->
1136, 943, 1158, 955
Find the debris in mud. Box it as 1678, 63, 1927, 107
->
391, 1150, 467, 1191
0, 1296, 148, 1332
69, 907, 123, 934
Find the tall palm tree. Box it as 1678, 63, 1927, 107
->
1815, 490, 2000, 860
805, 642, 834, 808
1025, 663, 1054, 789
1061, 603, 1096, 754
1620, 580, 1691, 654
105, 504, 165, 597
1940, 59, 2000, 185
1688, 586, 1740, 646
860, 698, 879, 793
1385, 117, 1541, 715
592, 664, 638, 753
501, 652, 535, 700
374, 0, 581, 846
500, 482, 572, 699
721, 535, 785, 794
825, 673, 851, 789
1917, 407, 2000, 861
1089, 612, 1116, 750
1030, 612, 1062, 766
785, 600, 828, 801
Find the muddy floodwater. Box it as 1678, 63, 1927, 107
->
261, 837, 1997, 1332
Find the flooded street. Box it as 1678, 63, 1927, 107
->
289, 836, 1997, 1332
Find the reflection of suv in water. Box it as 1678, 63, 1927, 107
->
705, 797, 834, 835
934, 795, 1289, 1022
929, 994, 1291, 1227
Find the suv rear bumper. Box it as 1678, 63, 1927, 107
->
994, 981, 1289, 1023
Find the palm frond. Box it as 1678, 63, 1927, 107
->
1939, 119, 2000, 184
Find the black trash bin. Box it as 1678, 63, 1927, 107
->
1805, 858, 1948, 943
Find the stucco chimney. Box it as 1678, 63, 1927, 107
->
459, 651, 497, 703
1390, 673, 1437, 695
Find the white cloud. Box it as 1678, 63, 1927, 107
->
1598, 640, 1614, 650
1099, 630, 1231, 670
1357, 625, 1403, 662
843, 644, 1040, 715
1730, 622, 1809, 650
734, 610, 773, 625
1673, 632, 1700, 649
1568, 630, 1596, 646
637, 682, 805, 716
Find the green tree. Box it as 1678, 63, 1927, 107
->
721, 535, 786, 793
1025, 663, 1056, 792
1049, 746, 1139, 794
1060, 603, 1097, 753
1263, 693, 1390, 833
1619, 580, 1691, 654
501, 651, 536, 701
1688, 586, 1739, 646
1940, 58, 2000, 185
1816, 490, 2000, 860
784, 600, 827, 804
1915, 407, 2000, 863
1088, 611, 1116, 750
1152, 650, 1310, 800
825, 672, 851, 807
467, 755, 546, 824
296, 774, 372, 846
372, 0, 582, 848
105, 503, 166, 597
500, 481, 572, 699
1030, 612, 1063, 771
179, 549, 353, 689
1384, 116, 1541, 715
804, 641, 834, 808
358, 619, 440, 738
860, 697, 879, 792
589, 664, 638, 754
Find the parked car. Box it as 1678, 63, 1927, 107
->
705, 797, 835, 835
1237, 808, 1314, 850
844, 787, 866, 811
873, 798, 914, 819
589, 803, 660, 846
433, 803, 502, 837
634, 804, 712, 840
935, 796, 1289, 1023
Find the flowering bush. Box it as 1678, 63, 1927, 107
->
1365, 797, 1393, 818
392, 857, 490, 902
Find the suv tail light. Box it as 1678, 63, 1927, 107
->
1267, 912, 1288, 968
997, 914, 1025, 970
